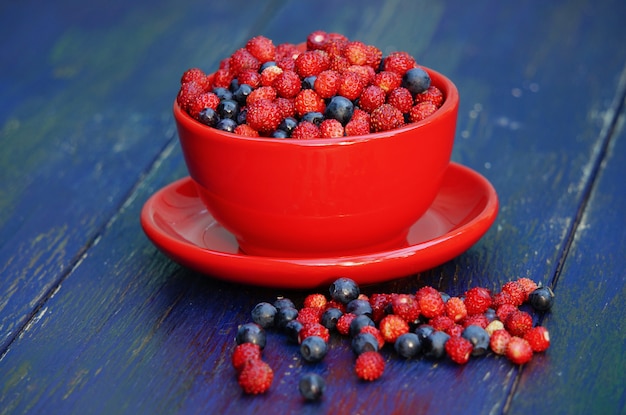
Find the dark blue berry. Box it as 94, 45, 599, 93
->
284, 319, 304, 344
484, 308, 497, 322
277, 116, 298, 134
233, 84, 253, 105
329, 277, 360, 304
275, 306, 299, 329
414, 324, 435, 343
324, 96, 354, 126
349, 314, 375, 337
273, 297, 295, 310
346, 299, 372, 317
351, 332, 379, 355
299, 373, 325, 401
401, 67, 431, 95
320, 307, 343, 331
229, 78, 240, 92
260, 61, 277, 72
395, 332, 422, 359
235, 323, 266, 349
198, 108, 219, 127
439, 292, 451, 303
251, 302, 277, 328
301, 111, 325, 126
422, 330, 450, 359
236, 107, 247, 125
271, 129, 290, 139
461, 325, 490, 356
300, 336, 328, 362
217, 99, 239, 120
302, 76, 317, 90
212, 87, 233, 101
215, 118, 237, 132
529, 286, 555, 311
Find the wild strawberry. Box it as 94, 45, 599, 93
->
247, 85, 277, 105
429, 315, 455, 332
492, 291, 515, 309
369, 293, 391, 323
464, 287, 492, 315
246, 35, 275, 63
354, 351, 385, 381
504, 310, 533, 337
246, 99, 281, 133
359, 85, 387, 113
297, 306, 324, 325
337, 71, 365, 101
489, 329, 511, 355
298, 322, 330, 343
415, 286, 439, 301
445, 335, 473, 364
360, 325, 385, 349
414, 85, 444, 107
237, 359, 273, 394
445, 297, 468, 323
212, 68, 234, 88
365, 45, 383, 69
177, 81, 205, 112
373, 71, 402, 94
417, 290, 446, 319
231, 343, 262, 372
237, 69, 262, 89
233, 124, 260, 137
383, 51, 417, 76
230, 48, 261, 76
506, 336, 533, 365
350, 108, 370, 123
370, 103, 404, 132
180, 67, 210, 89
379, 314, 409, 344
460, 313, 490, 329
306, 30, 330, 50
320, 119, 344, 138
322, 36, 349, 57
260, 65, 283, 87
446, 324, 464, 338
304, 293, 328, 309
295, 89, 326, 117
325, 299, 347, 314
295, 50, 330, 78
275, 97, 296, 119
188, 92, 221, 119
485, 319, 505, 336
523, 326, 551, 352
291, 121, 322, 139
390, 294, 421, 323
409, 102, 438, 123
344, 64, 376, 85
387, 87, 414, 113
495, 303, 518, 323
336, 313, 357, 336
343, 41, 369, 65
276, 56, 296, 71
273, 70, 301, 98
501, 281, 526, 306
314, 70, 341, 98
516, 278, 539, 300
329, 54, 350, 72
275, 42, 300, 60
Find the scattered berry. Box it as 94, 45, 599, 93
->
523, 326, 551, 352
528, 286, 555, 311
300, 335, 328, 362
231, 343, 262, 372
237, 359, 273, 394
504, 310, 533, 337
489, 329, 512, 355
464, 287, 493, 315
355, 351, 385, 381
236, 323, 267, 349
379, 314, 409, 344
506, 336, 534, 365
461, 325, 491, 356
445, 336, 474, 364
298, 322, 330, 343
394, 332, 422, 359
299, 373, 326, 401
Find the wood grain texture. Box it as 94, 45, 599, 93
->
1, 0, 625, 414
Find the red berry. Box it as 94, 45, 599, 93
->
505, 310, 533, 337
294, 89, 326, 117
359, 85, 387, 113
464, 287, 492, 315
345, 118, 370, 136
291, 121, 322, 139
188, 92, 220, 119
176, 81, 204, 112
336, 313, 357, 336
387, 87, 414, 113
247, 85, 277, 104
275, 42, 300, 60
373, 70, 402, 94
446, 324, 464, 338
260, 65, 283, 87
212, 68, 234, 88
414, 86, 444, 107
354, 351, 385, 381
505, 336, 533, 365
360, 325, 385, 349
409, 101, 438, 123
231, 343, 262, 372
275, 97, 296, 120
379, 314, 409, 344
246, 99, 281, 133
230, 48, 260, 76
495, 303, 518, 322
306, 30, 330, 50
460, 313, 490, 329
314, 70, 341, 99
246, 35, 276, 63
237, 69, 262, 89
369, 293, 392, 323
180, 67, 210, 89
383, 51, 417, 76
417, 290, 446, 319
337, 71, 365, 101
295, 50, 330, 78
429, 315, 455, 332
445, 297, 468, 323
365, 45, 383, 69
370, 103, 404, 132
489, 329, 512, 355
445, 336, 473, 364
329, 54, 350, 72
320, 119, 344, 138
237, 359, 273, 394
297, 306, 324, 325
344, 64, 376, 85
343, 41, 370, 66
516, 278, 539, 300
492, 291, 515, 309
390, 293, 421, 323
298, 322, 330, 343
523, 326, 551, 352
501, 281, 526, 306
233, 124, 260, 137
304, 294, 328, 309
415, 286, 440, 301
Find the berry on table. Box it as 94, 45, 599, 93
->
352, 332, 380, 355
235, 323, 267, 349
300, 335, 328, 362
464, 287, 493, 315
523, 326, 551, 352
298, 322, 330, 344
528, 286, 555, 311
251, 302, 277, 328
231, 343, 262, 372
504, 310, 533, 337
379, 314, 410, 344
354, 351, 385, 381
461, 325, 491, 356
394, 332, 422, 359
299, 373, 326, 401
237, 359, 273, 394
445, 336, 474, 364
329, 277, 360, 304
505, 336, 534, 365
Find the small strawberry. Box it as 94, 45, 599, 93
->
359, 85, 387, 113
246, 99, 281, 134
369, 293, 391, 323
505, 336, 533, 365
314, 70, 341, 99
176, 81, 205, 112
188, 92, 221, 119
495, 303, 518, 322
504, 310, 533, 337
501, 281, 526, 306
306, 30, 330, 50
383, 51, 417, 76
387, 87, 414, 114
445, 297, 468, 323
233, 124, 260, 137
491, 291, 515, 309
322, 36, 349, 57
296, 306, 324, 325
373, 70, 402, 94
344, 64, 376, 85
275, 42, 300, 60
337, 71, 365, 101
291, 121, 322, 139
417, 290, 446, 319
354, 351, 385, 381
180, 67, 210, 89
304, 293, 328, 309
237, 359, 273, 394
229, 48, 261, 76
275, 97, 296, 120
429, 315, 455, 332
516, 278, 539, 300
415, 286, 440, 301
464, 287, 492, 315
247, 85, 277, 105
489, 329, 511, 355
460, 313, 490, 329
379, 314, 409, 344
246, 35, 276, 63
237, 69, 262, 89
414, 86, 444, 107
365, 44, 383, 69
409, 102, 438, 123
211, 68, 234, 88
523, 326, 551, 352
446, 324, 464, 338
260, 65, 283, 87
294, 89, 326, 117
445, 335, 473, 364
329, 54, 350, 72
336, 313, 357, 336
320, 119, 344, 138
295, 50, 331, 78
231, 343, 262, 372
390, 293, 421, 323
276, 56, 296, 72
370, 103, 404, 132
298, 322, 330, 343
359, 325, 385, 349
343, 41, 369, 66
325, 299, 347, 314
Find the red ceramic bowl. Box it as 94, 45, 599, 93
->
174, 67, 459, 258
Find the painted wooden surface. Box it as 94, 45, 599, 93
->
1, 0, 625, 414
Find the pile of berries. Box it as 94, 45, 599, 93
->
232, 277, 555, 398
177, 31, 444, 138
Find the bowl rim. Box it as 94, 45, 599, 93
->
174, 66, 459, 147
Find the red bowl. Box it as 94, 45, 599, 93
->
174, 67, 459, 257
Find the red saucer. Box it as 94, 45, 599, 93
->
140, 163, 498, 289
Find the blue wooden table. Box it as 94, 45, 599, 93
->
1, 1, 625, 414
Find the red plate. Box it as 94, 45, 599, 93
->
140, 163, 498, 289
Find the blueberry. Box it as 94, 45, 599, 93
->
251, 302, 277, 328
271, 129, 290, 139
422, 330, 450, 359
301, 111, 325, 126
233, 84, 253, 105
324, 96, 354, 125
320, 307, 343, 331
273, 297, 295, 310
351, 332, 379, 355
198, 108, 219, 127
212, 87, 233, 101
217, 99, 239, 120
484, 308, 497, 322
275, 306, 299, 329
299, 373, 325, 401
439, 292, 451, 303
300, 336, 328, 362
235, 323, 266, 349
229, 78, 240, 92
277, 116, 298, 134
215, 118, 237, 132
284, 320, 304, 344
236, 107, 247, 125
349, 314, 375, 337
395, 332, 422, 359
414, 324, 434, 342
302, 76, 317, 90
461, 325, 490, 356
529, 286, 555, 311
260, 61, 277, 72
401, 67, 431, 95
346, 299, 372, 317
329, 277, 360, 304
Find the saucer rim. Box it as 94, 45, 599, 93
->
140, 162, 498, 289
